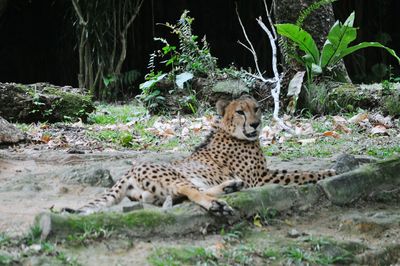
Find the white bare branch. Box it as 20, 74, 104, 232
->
237, 0, 295, 135
235, 3, 265, 80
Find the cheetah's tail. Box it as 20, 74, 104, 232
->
62, 173, 132, 215
259, 168, 336, 186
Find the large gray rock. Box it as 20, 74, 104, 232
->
0, 116, 25, 144
319, 157, 400, 205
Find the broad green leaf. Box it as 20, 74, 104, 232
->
139, 73, 167, 90
276, 24, 320, 64
343, 11, 355, 27
336, 42, 400, 66
175, 72, 193, 89
320, 12, 357, 68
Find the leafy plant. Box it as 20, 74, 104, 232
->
138, 10, 217, 114
276, 12, 400, 83
296, 0, 337, 28
279, 0, 337, 67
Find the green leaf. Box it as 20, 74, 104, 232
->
320, 12, 357, 68
175, 72, 193, 89
139, 73, 167, 90
276, 24, 320, 64
337, 42, 400, 66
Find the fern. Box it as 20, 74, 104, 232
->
296, 0, 337, 28
281, 0, 337, 67
147, 53, 157, 72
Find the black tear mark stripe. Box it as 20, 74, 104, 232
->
243, 112, 247, 132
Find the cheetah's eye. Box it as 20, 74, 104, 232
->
236, 110, 245, 115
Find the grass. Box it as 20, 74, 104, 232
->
148, 247, 216, 266
367, 145, 400, 159
261, 115, 400, 160
88, 103, 147, 125
0, 230, 80, 266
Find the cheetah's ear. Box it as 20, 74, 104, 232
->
216, 99, 231, 116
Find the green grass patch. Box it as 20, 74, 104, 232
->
367, 146, 400, 159
148, 247, 216, 266
88, 103, 147, 125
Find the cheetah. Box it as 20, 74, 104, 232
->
64, 95, 335, 215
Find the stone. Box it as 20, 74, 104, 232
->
319, 157, 400, 205
0, 82, 94, 123
331, 154, 376, 174
287, 228, 301, 238
0, 116, 25, 144
62, 167, 114, 187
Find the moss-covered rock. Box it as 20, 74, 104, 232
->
301, 81, 400, 114
319, 157, 400, 205
0, 82, 94, 123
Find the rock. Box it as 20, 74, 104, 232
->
287, 228, 301, 238
122, 204, 144, 213
62, 167, 114, 187
319, 157, 400, 205
0, 82, 94, 123
331, 154, 376, 174
211, 79, 249, 96
0, 116, 25, 144
36, 184, 326, 240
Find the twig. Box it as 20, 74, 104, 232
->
235, 3, 265, 81
236, 0, 295, 134
71, 0, 87, 26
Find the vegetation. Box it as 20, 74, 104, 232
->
277, 12, 400, 84
138, 10, 217, 114
70, 0, 144, 100
2, 2, 400, 266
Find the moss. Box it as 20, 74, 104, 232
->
2, 83, 94, 123
68, 210, 175, 230
42, 86, 94, 122
37, 210, 177, 240
224, 190, 260, 212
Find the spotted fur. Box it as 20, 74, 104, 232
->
64, 95, 335, 215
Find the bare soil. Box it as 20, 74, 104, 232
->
1, 147, 399, 265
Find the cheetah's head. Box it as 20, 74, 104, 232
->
216, 95, 261, 141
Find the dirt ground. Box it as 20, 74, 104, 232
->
1, 147, 399, 265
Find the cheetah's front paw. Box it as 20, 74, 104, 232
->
209, 200, 234, 216
223, 180, 244, 194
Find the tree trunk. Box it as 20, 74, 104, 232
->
274, 0, 351, 82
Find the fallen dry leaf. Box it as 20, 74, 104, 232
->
370, 125, 388, 135
333, 123, 352, 134
348, 113, 368, 124
41, 135, 51, 143
323, 131, 341, 139
333, 115, 348, 124
369, 114, 393, 128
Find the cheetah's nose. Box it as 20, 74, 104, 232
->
250, 122, 260, 129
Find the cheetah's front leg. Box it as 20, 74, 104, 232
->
175, 182, 234, 216
203, 179, 244, 196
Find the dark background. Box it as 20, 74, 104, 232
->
0, 0, 399, 92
